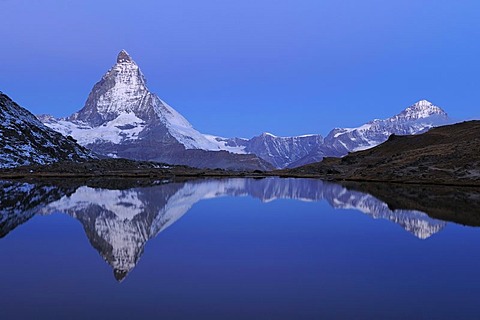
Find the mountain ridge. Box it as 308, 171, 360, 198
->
34, 50, 453, 170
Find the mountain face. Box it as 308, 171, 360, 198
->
40, 50, 272, 171
0, 92, 93, 168
1, 178, 450, 281
209, 133, 325, 169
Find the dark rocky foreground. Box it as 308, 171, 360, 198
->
0, 158, 269, 180
281, 120, 480, 186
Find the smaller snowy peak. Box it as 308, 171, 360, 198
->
117, 49, 133, 63
395, 99, 448, 121
261, 132, 277, 138
257, 132, 321, 140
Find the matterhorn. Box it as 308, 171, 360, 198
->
40, 50, 272, 171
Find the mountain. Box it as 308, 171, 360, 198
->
0, 92, 93, 168
285, 100, 451, 168
37, 50, 451, 170
212, 133, 325, 169
1, 178, 453, 280
39, 50, 272, 171
206, 100, 451, 169
286, 120, 480, 186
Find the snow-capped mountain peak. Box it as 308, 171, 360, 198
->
286, 99, 452, 168
395, 99, 448, 121
39, 51, 273, 170
67, 50, 152, 126
50, 50, 217, 148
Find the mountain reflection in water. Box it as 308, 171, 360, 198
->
1, 177, 474, 281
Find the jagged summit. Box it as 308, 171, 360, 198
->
40, 51, 272, 170
67, 49, 152, 126
415, 99, 434, 106
397, 99, 448, 121
117, 49, 133, 63
63, 50, 227, 149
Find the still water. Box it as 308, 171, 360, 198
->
1, 178, 480, 319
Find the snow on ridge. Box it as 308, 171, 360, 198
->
258, 132, 322, 139
203, 134, 247, 154
154, 98, 226, 151
50, 186, 145, 220
44, 112, 146, 145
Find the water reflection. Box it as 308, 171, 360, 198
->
1, 178, 476, 280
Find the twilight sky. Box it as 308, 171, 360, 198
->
1, 0, 479, 137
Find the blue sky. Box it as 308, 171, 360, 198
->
1, 0, 479, 137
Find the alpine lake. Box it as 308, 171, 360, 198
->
1, 177, 480, 319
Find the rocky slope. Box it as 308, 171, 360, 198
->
39, 50, 271, 171
285, 120, 480, 185
0, 92, 94, 168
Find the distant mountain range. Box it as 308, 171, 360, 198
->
0, 178, 447, 281
33, 50, 451, 170
286, 120, 480, 186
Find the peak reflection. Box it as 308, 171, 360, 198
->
1, 178, 467, 280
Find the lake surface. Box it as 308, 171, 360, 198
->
1, 177, 480, 319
